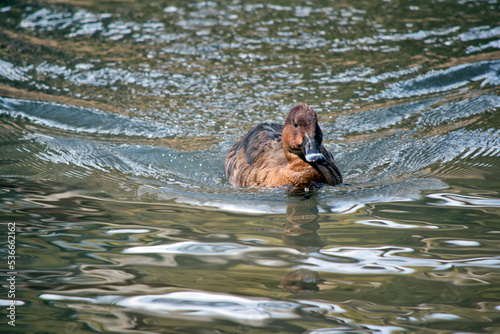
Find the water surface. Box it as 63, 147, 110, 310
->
1, 0, 500, 333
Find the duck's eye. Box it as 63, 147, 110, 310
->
293, 122, 298, 128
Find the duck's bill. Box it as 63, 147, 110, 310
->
302, 134, 325, 163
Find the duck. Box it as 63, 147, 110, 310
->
225, 104, 342, 188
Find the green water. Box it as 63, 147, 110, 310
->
1, 0, 500, 333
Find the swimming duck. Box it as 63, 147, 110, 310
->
225, 104, 342, 188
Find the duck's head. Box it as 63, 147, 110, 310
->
282, 104, 325, 164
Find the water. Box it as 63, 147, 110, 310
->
1, 0, 500, 333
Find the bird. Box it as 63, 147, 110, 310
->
225, 104, 342, 188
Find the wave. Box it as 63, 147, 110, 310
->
1, 90, 499, 213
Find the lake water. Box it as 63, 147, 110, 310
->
1, 1, 500, 333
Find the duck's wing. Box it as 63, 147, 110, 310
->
225, 123, 285, 187
236, 123, 284, 166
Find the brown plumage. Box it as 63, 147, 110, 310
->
225, 104, 342, 188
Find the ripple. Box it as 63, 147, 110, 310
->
124, 241, 300, 267
356, 219, 438, 229
338, 95, 500, 186
2, 91, 499, 214
122, 240, 500, 275
459, 25, 500, 42
0, 59, 32, 82
374, 26, 461, 42
0, 299, 25, 306
330, 26, 462, 53
105, 229, 150, 235
40, 290, 343, 326
307, 325, 405, 334
427, 193, 500, 208
417, 95, 500, 126
466, 39, 500, 54
332, 98, 436, 134
304, 246, 500, 275
19, 8, 187, 44
374, 59, 500, 99
0, 97, 181, 138
445, 240, 481, 247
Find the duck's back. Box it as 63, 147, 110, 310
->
225, 123, 286, 187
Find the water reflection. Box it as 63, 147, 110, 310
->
3, 176, 500, 332
282, 192, 325, 252
279, 193, 325, 295
427, 193, 500, 208
35, 195, 351, 331
2, 0, 500, 332
40, 291, 340, 328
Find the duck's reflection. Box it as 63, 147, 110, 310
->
280, 191, 327, 294
280, 268, 325, 295
282, 192, 324, 252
